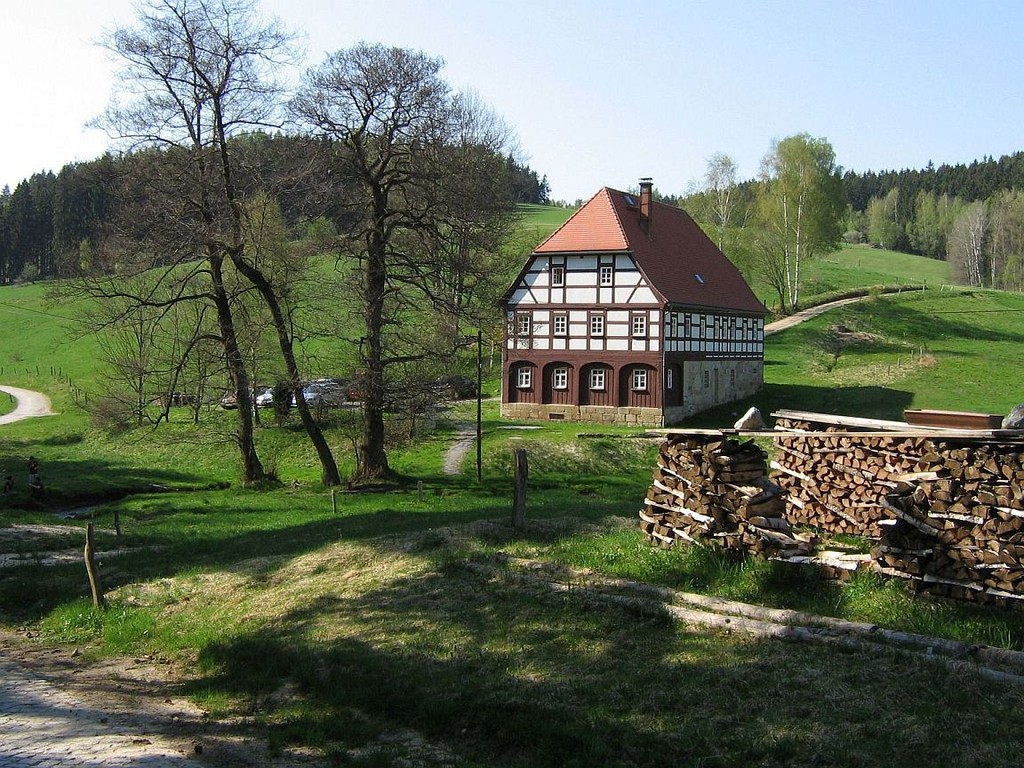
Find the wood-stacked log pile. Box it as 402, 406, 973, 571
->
771, 416, 931, 538
770, 411, 1024, 604
877, 446, 1024, 603
639, 435, 815, 558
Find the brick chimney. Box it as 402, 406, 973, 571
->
639, 177, 653, 232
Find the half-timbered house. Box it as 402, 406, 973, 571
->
501, 179, 768, 426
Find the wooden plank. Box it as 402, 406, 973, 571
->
648, 426, 1024, 442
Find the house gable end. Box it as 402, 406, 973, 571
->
506, 251, 664, 308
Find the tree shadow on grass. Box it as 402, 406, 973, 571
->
180, 560, 1024, 767
0, 485, 646, 623
683, 384, 916, 428
0, 453, 209, 515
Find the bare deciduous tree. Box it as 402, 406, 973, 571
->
93, 0, 344, 485
291, 43, 516, 481
94, 0, 300, 481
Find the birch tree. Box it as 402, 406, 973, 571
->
866, 188, 901, 249
948, 201, 988, 287
703, 152, 740, 250
987, 190, 1024, 290
755, 134, 845, 312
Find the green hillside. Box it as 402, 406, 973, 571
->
0, 281, 102, 409
4, 210, 1024, 768
769, 288, 1024, 415
743, 243, 951, 313
503, 203, 576, 267
802, 243, 950, 295
0, 216, 1015, 429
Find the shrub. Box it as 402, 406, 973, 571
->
89, 395, 135, 434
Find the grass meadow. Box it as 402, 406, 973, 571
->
3, 213, 1024, 765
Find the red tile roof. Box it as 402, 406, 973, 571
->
533, 187, 767, 315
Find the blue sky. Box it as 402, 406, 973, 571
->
2, 1, 1022, 203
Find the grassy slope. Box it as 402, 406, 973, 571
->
6, 215, 1024, 766
801, 243, 950, 297
0, 281, 103, 402
687, 287, 1024, 427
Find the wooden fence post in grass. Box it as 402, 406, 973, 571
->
513, 448, 528, 528
84, 523, 106, 610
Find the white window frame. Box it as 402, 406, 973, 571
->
516, 313, 531, 336
632, 313, 647, 337
589, 368, 606, 391
553, 367, 568, 390
516, 366, 532, 389
590, 313, 605, 337
632, 368, 648, 391
599, 264, 614, 286
551, 265, 565, 287
553, 313, 568, 336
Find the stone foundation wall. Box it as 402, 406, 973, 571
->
663, 359, 764, 425
501, 402, 664, 427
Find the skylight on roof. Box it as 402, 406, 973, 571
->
694, 273, 705, 285
624, 194, 637, 208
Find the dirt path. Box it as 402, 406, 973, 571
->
0, 627, 320, 767
0, 385, 57, 425
443, 425, 476, 474
763, 296, 866, 336
0, 387, 311, 765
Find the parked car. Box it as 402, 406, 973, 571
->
254, 387, 275, 408
434, 374, 478, 400
295, 379, 346, 408
161, 391, 195, 408
220, 386, 271, 410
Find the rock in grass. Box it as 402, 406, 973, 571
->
1003, 404, 1024, 429
734, 407, 766, 431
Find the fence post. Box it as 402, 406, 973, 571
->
512, 448, 528, 528
84, 523, 106, 610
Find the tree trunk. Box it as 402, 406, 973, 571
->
356, 205, 392, 481
210, 253, 264, 484
230, 254, 341, 486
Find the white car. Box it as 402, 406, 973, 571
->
254, 387, 275, 408
295, 380, 346, 408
